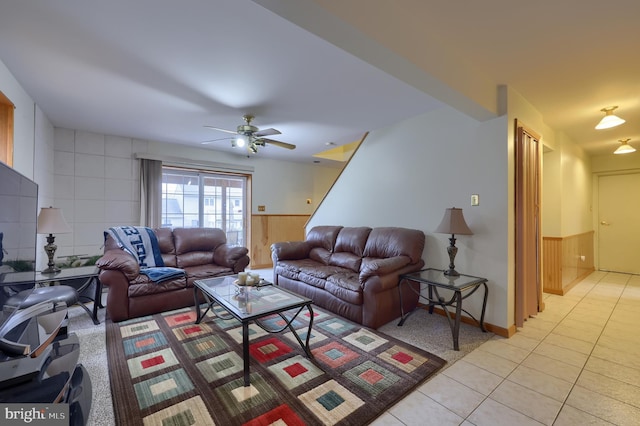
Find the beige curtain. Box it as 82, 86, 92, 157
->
139, 158, 162, 227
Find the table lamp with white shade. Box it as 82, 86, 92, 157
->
37, 206, 71, 274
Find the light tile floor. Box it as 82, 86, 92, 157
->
372, 271, 640, 426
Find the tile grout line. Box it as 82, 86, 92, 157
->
547, 272, 629, 425
452, 272, 619, 425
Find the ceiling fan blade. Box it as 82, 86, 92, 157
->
263, 138, 296, 150
255, 128, 281, 137
204, 125, 237, 135
201, 137, 233, 145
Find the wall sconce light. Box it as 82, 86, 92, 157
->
434, 207, 473, 276
595, 106, 626, 130
37, 207, 71, 274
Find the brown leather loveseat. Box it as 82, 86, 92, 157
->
271, 226, 425, 329
97, 227, 249, 322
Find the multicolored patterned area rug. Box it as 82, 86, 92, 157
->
105, 305, 446, 425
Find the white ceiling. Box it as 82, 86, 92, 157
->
1, 0, 639, 163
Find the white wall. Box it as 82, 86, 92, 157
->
144, 141, 340, 215
49, 130, 340, 261
1, 59, 57, 270
542, 133, 593, 238
542, 149, 562, 236
52, 129, 146, 260
309, 107, 510, 329
559, 133, 592, 236
591, 152, 640, 173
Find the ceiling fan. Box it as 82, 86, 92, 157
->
202, 114, 296, 153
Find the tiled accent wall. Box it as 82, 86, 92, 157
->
53, 128, 148, 261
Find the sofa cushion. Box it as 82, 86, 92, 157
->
274, 264, 299, 281
334, 227, 371, 257
363, 227, 425, 263
299, 264, 348, 279
174, 227, 226, 254
176, 251, 216, 268
329, 252, 362, 272
183, 264, 234, 286
359, 256, 412, 281
154, 228, 175, 254
297, 272, 327, 289
325, 272, 363, 305
306, 226, 342, 251
277, 259, 321, 273
153, 228, 177, 267
309, 247, 331, 265
128, 276, 188, 297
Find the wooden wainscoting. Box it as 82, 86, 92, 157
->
542, 231, 594, 295
250, 214, 310, 269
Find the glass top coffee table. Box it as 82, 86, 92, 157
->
193, 275, 314, 386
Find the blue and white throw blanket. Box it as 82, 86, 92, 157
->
140, 267, 185, 283
105, 226, 164, 268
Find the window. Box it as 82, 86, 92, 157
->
161, 168, 248, 246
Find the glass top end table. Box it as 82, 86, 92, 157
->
398, 268, 488, 350
37, 265, 102, 325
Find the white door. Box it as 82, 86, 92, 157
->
598, 173, 640, 274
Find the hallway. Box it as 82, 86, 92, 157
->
374, 271, 640, 425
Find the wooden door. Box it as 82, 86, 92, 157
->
515, 120, 542, 327
0, 91, 14, 166
598, 172, 640, 274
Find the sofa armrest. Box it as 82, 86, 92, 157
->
99, 269, 131, 322
359, 256, 411, 282
96, 249, 140, 280
271, 241, 312, 262
213, 244, 250, 271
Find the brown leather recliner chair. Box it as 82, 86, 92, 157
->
97, 227, 249, 322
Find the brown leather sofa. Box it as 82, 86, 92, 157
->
271, 226, 425, 329
97, 227, 250, 322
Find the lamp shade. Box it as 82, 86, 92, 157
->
595, 106, 626, 130
434, 207, 473, 235
613, 139, 636, 155
37, 207, 71, 234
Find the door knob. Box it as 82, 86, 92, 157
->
600, 221, 610, 226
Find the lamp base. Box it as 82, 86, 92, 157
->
444, 235, 460, 277
41, 266, 61, 274
43, 234, 60, 275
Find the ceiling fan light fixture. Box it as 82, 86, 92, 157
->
613, 138, 636, 155
595, 106, 626, 130
204, 115, 294, 153
231, 136, 246, 148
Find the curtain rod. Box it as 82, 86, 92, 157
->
134, 152, 254, 173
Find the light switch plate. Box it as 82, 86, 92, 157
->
471, 194, 479, 206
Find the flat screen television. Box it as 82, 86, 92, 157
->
0, 161, 38, 330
